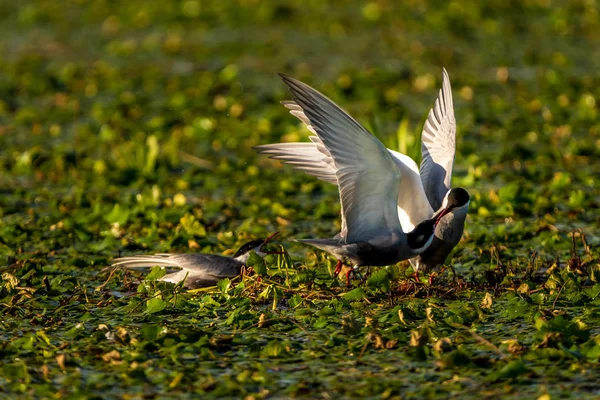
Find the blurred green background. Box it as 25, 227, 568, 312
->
1, 0, 600, 398
2, 0, 600, 242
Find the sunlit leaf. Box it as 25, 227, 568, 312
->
145, 297, 167, 314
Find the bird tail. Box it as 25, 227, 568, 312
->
112, 255, 190, 285
297, 238, 342, 254
111, 254, 178, 269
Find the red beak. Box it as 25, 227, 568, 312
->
260, 231, 284, 254
435, 207, 452, 225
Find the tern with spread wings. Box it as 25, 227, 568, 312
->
256, 74, 466, 283
256, 70, 469, 280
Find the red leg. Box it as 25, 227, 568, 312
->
346, 268, 353, 286
412, 269, 420, 282
333, 259, 343, 277
428, 272, 436, 285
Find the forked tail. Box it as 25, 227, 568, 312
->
111, 255, 179, 269
297, 238, 342, 254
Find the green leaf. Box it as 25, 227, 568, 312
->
217, 278, 231, 294
581, 337, 600, 360
584, 284, 600, 300
530, 293, 546, 305
225, 308, 241, 325
141, 325, 162, 341
498, 182, 519, 202
316, 306, 335, 317
144, 135, 159, 174
65, 323, 86, 338
261, 340, 288, 358
312, 317, 328, 329
288, 294, 304, 309
146, 266, 167, 280
104, 204, 130, 225
35, 330, 52, 346
246, 251, 266, 275
201, 295, 220, 307
366, 269, 390, 291
179, 213, 207, 237
495, 359, 529, 380
500, 296, 532, 320
342, 288, 367, 301
590, 264, 600, 283
145, 297, 167, 314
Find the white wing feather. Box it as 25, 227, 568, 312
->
256, 108, 433, 231
420, 68, 456, 211
280, 74, 404, 243
255, 139, 337, 184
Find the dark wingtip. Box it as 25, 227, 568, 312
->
278, 73, 302, 89
278, 73, 298, 96
252, 144, 272, 154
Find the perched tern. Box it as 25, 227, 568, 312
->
111, 232, 281, 289
256, 70, 470, 280
256, 74, 462, 284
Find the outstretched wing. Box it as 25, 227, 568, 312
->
257, 103, 433, 232
280, 74, 403, 243
254, 120, 338, 184
420, 68, 456, 211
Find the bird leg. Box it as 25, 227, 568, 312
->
412, 269, 420, 283
345, 268, 354, 286
344, 266, 367, 286
428, 272, 437, 285
333, 259, 343, 277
